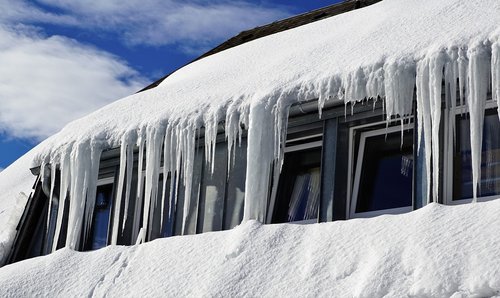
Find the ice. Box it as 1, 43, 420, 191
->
111, 133, 134, 245
143, 125, 163, 240
132, 135, 145, 242
0, 0, 498, 269
492, 41, 500, 120
467, 43, 491, 201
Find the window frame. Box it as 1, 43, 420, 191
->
267, 121, 324, 224
348, 121, 414, 219
83, 176, 115, 251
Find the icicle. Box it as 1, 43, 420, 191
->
143, 125, 164, 240
132, 135, 145, 241
160, 125, 171, 230
243, 93, 290, 222
458, 48, 469, 114
383, 59, 415, 121
416, 58, 433, 204
111, 133, 132, 245
121, 134, 135, 232
243, 101, 275, 222
467, 44, 491, 201
46, 163, 56, 238
203, 111, 219, 175
52, 147, 70, 252
181, 123, 196, 234
428, 51, 446, 203
66, 140, 101, 249
225, 106, 241, 171
492, 41, 500, 120
445, 48, 459, 150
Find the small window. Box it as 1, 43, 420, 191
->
350, 124, 414, 218
452, 108, 500, 201
197, 142, 228, 233
271, 123, 323, 224
85, 183, 114, 250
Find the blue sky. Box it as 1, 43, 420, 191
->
0, 0, 341, 171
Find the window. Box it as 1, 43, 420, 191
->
270, 123, 323, 224
445, 102, 500, 203
349, 123, 414, 218
84, 181, 114, 251
197, 142, 228, 233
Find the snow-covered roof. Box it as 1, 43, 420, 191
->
31, 0, 499, 165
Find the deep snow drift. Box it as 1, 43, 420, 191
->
1, 200, 500, 297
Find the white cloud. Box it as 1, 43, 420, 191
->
1, 0, 290, 50
0, 0, 289, 141
0, 25, 147, 140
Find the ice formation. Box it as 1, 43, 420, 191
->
11, 0, 499, 250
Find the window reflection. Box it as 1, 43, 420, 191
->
273, 147, 322, 223
86, 184, 113, 250
352, 128, 413, 216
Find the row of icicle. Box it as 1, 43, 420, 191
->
38, 40, 499, 251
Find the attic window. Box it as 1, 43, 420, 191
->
84, 183, 114, 251
350, 124, 414, 218
447, 103, 500, 202
271, 123, 323, 224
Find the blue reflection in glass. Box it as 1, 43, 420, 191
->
88, 184, 113, 250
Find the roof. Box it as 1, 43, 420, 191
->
0, 0, 499, 267
139, 0, 382, 92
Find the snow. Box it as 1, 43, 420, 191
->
0, 150, 35, 265
0, 0, 498, 288
1, 200, 500, 297
15, 0, 496, 250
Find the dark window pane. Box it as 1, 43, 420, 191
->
355, 130, 413, 213
453, 111, 500, 200
86, 184, 113, 250
273, 147, 322, 223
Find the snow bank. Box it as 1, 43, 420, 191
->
1, 200, 500, 297
0, 150, 36, 265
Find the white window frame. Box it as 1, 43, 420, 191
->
267, 132, 323, 224
348, 122, 414, 219
443, 99, 500, 205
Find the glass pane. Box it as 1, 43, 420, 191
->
288, 167, 320, 221
453, 111, 500, 200
87, 184, 113, 250
224, 138, 247, 230
197, 143, 228, 233
355, 130, 413, 213
148, 173, 169, 240
273, 147, 322, 223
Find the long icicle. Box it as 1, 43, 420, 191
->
467, 44, 491, 201
111, 135, 129, 245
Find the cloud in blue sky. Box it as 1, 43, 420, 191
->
2, 0, 289, 50
0, 0, 289, 142
0, 24, 147, 140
